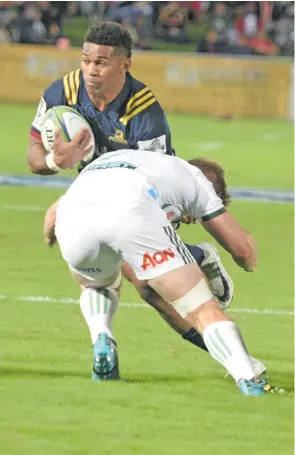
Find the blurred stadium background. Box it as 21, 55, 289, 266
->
0, 2, 294, 455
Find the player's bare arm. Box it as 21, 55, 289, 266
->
202, 211, 258, 272
27, 136, 56, 175
27, 128, 92, 174
186, 159, 257, 272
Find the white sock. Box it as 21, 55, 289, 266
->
80, 288, 119, 344
203, 321, 255, 383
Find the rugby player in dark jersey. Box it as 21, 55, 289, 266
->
28, 21, 246, 373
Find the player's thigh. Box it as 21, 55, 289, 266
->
120, 196, 202, 290
149, 263, 205, 302
55, 206, 121, 285
119, 197, 214, 316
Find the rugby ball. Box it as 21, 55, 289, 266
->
41, 106, 95, 167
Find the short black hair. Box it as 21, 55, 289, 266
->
84, 21, 132, 58
188, 157, 231, 207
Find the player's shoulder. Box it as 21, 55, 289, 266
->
31, 76, 67, 135
31, 69, 82, 135
120, 72, 163, 127
44, 69, 82, 106
128, 72, 161, 109
173, 156, 201, 180
43, 77, 64, 105
128, 72, 150, 94
62, 68, 82, 106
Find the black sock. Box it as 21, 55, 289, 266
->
182, 328, 208, 352
184, 244, 204, 265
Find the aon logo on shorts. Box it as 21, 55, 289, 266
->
141, 248, 175, 271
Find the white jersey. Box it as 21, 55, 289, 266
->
56, 149, 225, 282
80, 149, 225, 223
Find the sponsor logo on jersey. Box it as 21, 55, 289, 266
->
138, 134, 167, 154
76, 267, 102, 273
109, 129, 128, 145
82, 161, 136, 174
141, 248, 175, 271
44, 126, 55, 153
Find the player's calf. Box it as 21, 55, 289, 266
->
80, 287, 121, 381
124, 260, 209, 350
148, 267, 277, 395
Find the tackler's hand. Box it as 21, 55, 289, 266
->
181, 215, 198, 224
45, 228, 57, 248
44, 199, 60, 248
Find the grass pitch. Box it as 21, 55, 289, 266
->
0, 104, 293, 455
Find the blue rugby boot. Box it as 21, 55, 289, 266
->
238, 377, 284, 396
92, 332, 120, 381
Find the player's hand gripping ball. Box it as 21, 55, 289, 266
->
41, 106, 95, 169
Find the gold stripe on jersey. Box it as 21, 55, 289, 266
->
120, 92, 154, 125
63, 69, 81, 105
69, 71, 75, 104
63, 73, 71, 105
128, 91, 154, 114
120, 96, 157, 126
74, 69, 81, 104
125, 86, 151, 113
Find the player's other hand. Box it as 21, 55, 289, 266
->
44, 199, 59, 248
53, 127, 92, 169
44, 215, 57, 247
232, 255, 257, 272
45, 229, 57, 247
181, 215, 198, 224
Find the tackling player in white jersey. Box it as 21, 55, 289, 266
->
44, 154, 265, 378
50, 149, 282, 395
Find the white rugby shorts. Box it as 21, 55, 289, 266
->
55, 168, 196, 283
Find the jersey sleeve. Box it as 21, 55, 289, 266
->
30, 79, 66, 140
120, 92, 174, 155
188, 167, 226, 221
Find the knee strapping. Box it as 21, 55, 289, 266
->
169, 279, 214, 318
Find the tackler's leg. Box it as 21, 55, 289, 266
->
122, 193, 281, 395
148, 262, 282, 396
56, 204, 122, 381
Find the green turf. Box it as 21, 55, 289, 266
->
0, 103, 293, 189
0, 104, 293, 454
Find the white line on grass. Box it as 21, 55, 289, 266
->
195, 142, 222, 152
184, 141, 223, 152
1, 204, 44, 212
0, 294, 293, 316
261, 132, 282, 141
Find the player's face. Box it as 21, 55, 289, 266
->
81, 43, 131, 95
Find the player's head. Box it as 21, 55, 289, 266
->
188, 158, 231, 206
82, 21, 132, 95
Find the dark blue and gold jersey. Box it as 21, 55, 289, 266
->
31, 69, 174, 167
